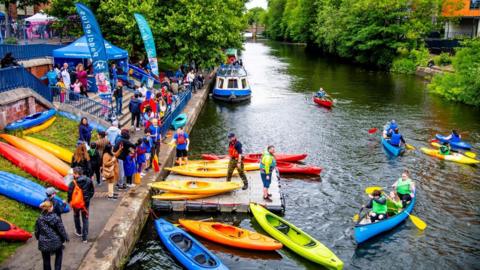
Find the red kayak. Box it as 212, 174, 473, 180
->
0, 218, 32, 241
201, 153, 308, 163
313, 96, 333, 108
276, 161, 322, 175
0, 142, 68, 191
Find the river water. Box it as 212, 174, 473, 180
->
127, 41, 480, 270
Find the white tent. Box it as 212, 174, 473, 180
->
25, 13, 56, 23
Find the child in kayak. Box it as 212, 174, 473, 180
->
439, 142, 451, 155
363, 190, 387, 223
316, 87, 326, 98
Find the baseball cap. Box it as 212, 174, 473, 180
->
45, 187, 57, 196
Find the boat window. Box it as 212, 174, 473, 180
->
218, 78, 224, 89
241, 79, 247, 89
228, 79, 238, 89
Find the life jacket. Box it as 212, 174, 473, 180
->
396, 178, 412, 195
228, 140, 239, 159
390, 133, 401, 146
372, 195, 387, 214
70, 180, 88, 216
176, 132, 186, 145
260, 151, 276, 174
450, 133, 460, 142
439, 145, 450, 155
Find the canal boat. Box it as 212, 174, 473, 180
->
354, 191, 416, 244
381, 137, 405, 156
5, 108, 56, 131
0, 218, 32, 242
420, 147, 479, 165
313, 96, 334, 108
435, 134, 472, 150
154, 218, 228, 270
201, 153, 308, 163
213, 64, 251, 102
150, 180, 243, 194
250, 203, 344, 270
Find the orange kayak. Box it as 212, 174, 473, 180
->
179, 219, 283, 251
0, 134, 70, 176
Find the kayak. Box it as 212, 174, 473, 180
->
152, 192, 221, 201
0, 218, 32, 242
57, 111, 107, 132
150, 180, 243, 195
354, 191, 416, 244
154, 218, 228, 270
0, 134, 70, 176
249, 203, 343, 270
166, 164, 259, 178
182, 160, 260, 170
179, 219, 283, 251
0, 142, 68, 191
201, 153, 308, 163
381, 137, 405, 156
22, 117, 56, 135
313, 96, 333, 108
0, 171, 69, 212
421, 147, 479, 165
5, 108, 56, 131
23, 136, 73, 163
276, 161, 322, 176
172, 113, 188, 130
435, 134, 472, 150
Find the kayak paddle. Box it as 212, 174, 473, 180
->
406, 212, 427, 230
405, 143, 415, 150
353, 207, 363, 223
368, 128, 378, 134
364, 186, 384, 195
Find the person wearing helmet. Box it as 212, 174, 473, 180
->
44, 187, 66, 220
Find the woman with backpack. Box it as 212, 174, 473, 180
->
102, 143, 123, 200
67, 167, 94, 243
71, 142, 92, 179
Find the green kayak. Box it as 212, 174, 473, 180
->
249, 203, 343, 270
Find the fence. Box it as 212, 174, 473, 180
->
159, 90, 192, 137
0, 43, 63, 60
0, 66, 52, 101
52, 89, 115, 121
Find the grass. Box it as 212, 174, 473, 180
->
0, 116, 82, 263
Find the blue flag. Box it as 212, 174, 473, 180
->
75, 3, 111, 97
134, 13, 159, 77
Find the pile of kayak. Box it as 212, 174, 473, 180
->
154, 203, 343, 270
419, 133, 478, 165
5, 108, 57, 135
149, 179, 244, 200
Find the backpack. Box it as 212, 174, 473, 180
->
70, 180, 88, 216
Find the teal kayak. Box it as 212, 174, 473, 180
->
172, 113, 188, 130
381, 137, 404, 156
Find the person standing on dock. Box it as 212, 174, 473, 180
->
226, 133, 248, 190
260, 145, 276, 202
173, 127, 190, 165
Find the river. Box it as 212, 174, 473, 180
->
126, 41, 480, 270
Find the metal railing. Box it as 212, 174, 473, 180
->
159, 90, 192, 137
0, 66, 52, 101
0, 43, 63, 60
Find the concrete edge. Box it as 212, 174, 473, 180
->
0, 88, 53, 108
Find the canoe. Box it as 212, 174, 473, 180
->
150, 180, 243, 195
183, 160, 260, 170
179, 219, 283, 251
201, 153, 308, 163
249, 203, 343, 270
276, 161, 322, 176
313, 96, 333, 108
421, 147, 479, 165
23, 136, 73, 163
152, 192, 221, 201
0, 171, 69, 212
172, 113, 188, 130
381, 137, 404, 156
166, 164, 258, 178
0, 142, 68, 191
22, 117, 56, 135
0, 218, 32, 242
0, 134, 70, 176
354, 191, 416, 244
5, 108, 56, 131
435, 134, 472, 150
154, 218, 228, 270
57, 111, 107, 132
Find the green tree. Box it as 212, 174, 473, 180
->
245, 7, 266, 26
265, 0, 287, 40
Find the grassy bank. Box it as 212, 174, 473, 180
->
0, 116, 82, 263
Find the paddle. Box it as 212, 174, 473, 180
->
405, 143, 415, 150
368, 128, 378, 134
365, 186, 384, 195
352, 207, 364, 223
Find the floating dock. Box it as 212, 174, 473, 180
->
151, 170, 285, 214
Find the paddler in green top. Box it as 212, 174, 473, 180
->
392, 170, 415, 208
260, 145, 277, 202
363, 189, 387, 223
439, 142, 451, 156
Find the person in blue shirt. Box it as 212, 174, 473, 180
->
110, 63, 118, 89
383, 119, 398, 138
388, 128, 406, 147
123, 147, 136, 187
173, 127, 190, 165
148, 118, 162, 166
444, 129, 461, 142
78, 117, 93, 144
316, 87, 326, 98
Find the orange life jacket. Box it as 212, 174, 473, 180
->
229, 141, 239, 159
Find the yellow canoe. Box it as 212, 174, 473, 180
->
149, 180, 243, 194
166, 163, 259, 178
0, 134, 70, 176
22, 117, 56, 135
421, 147, 479, 165
152, 192, 221, 200
23, 136, 73, 163
184, 159, 260, 168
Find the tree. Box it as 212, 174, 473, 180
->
265, 0, 286, 40
245, 7, 266, 26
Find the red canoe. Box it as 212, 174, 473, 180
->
313, 96, 333, 108
201, 153, 308, 163
0, 218, 32, 241
276, 161, 322, 175
0, 142, 68, 191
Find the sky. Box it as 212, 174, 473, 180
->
246, 0, 268, 10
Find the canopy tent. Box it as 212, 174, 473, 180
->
25, 13, 56, 23
53, 36, 128, 60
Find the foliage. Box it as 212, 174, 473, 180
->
265, 0, 286, 40
428, 39, 480, 106
433, 52, 452, 66
391, 47, 430, 74
245, 7, 266, 26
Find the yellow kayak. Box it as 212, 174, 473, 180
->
152, 192, 220, 200
22, 117, 56, 135
166, 163, 259, 178
149, 180, 243, 194
421, 147, 479, 165
23, 136, 73, 163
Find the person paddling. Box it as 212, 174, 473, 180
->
444, 130, 461, 143
316, 87, 327, 98
388, 128, 406, 147
363, 190, 387, 223
226, 133, 248, 190
260, 145, 276, 202
392, 170, 415, 208
383, 119, 398, 138
439, 142, 451, 155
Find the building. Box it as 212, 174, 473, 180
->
443, 0, 480, 38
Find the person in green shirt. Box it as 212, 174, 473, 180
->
260, 145, 277, 202
363, 189, 387, 223
439, 142, 451, 155
392, 170, 415, 208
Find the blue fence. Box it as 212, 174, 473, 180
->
0, 66, 52, 101
159, 90, 192, 137
52, 89, 115, 122
0, 44, 63, 60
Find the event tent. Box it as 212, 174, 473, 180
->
25, 13, 56, 23
53, 36, 128, 60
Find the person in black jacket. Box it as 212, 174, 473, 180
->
35, 200, 69, 270
67, 167, 94, 243
128, 93, 142, 130
71, 142, 92, 178
88, 142, 101, 185
114, 129, 134, 190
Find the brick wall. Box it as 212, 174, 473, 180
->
26, 64, 52, 80
0, 96, 48, 130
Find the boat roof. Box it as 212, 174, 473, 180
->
217, 64, 247, 77
225, 48, 238, 56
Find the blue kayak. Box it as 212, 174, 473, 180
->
57, 111, 107, 132
381, 137, 405, 156
5, 108, 56, 131
171, 113, 188, 130
154, 218, 228, 270
354, 191, 416, 244
435, 134, 472, 150
0, 171, 69, 212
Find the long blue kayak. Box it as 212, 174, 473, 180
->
172, 113, 188, 130
57, 111, 107, 132
435, 134, 472, 150
354, 191, 416, 244
381, 137, 405, 156
154, 218, 228, 270
5, 108, 56, 131
0, 171, 69, 212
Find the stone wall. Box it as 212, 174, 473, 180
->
19, 58, 53, 81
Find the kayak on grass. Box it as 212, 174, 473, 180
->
4, 108, 56, 131
435, 134, 472, 150
250, 203, 343, 270
421, 147, 479, 165
179, 219, 282, 251
23, 136, 73, 163
166, 164, 259, 178
22, 117, 56, 135
154, 218, 228, 270
172, 113, 188, 130
201, 153, 307, 163
313, 96, 334, 108
0, 218, 32, 242
150, 180, 243, 195
381, 137, 405, 156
